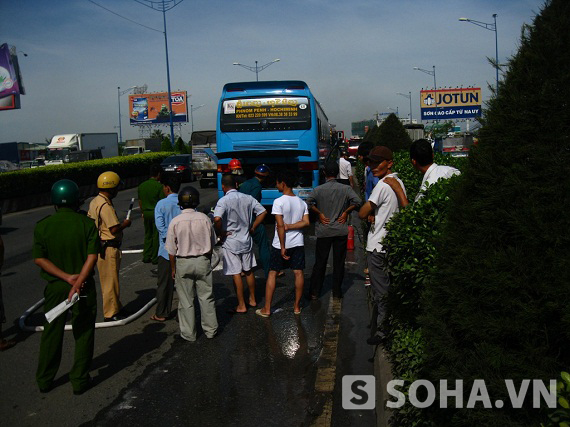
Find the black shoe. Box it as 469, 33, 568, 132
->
366, 335, 383, 346
39, 384, 53, 393
104, 313, 127, 322
73, 377, 93, 395
150, 268, 158, 275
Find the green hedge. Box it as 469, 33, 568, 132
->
0, 152, 171, 199
378, 152, 467, 426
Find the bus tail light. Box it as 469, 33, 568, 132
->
218, 164, 230, 173
298, 162, 318, 171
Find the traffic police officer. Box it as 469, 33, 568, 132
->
33, 179, 99, 394
88, 171, 131, 321
138, 164, 164, 264
239, 164, 272, 277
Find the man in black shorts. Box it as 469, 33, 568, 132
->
256, 170, 310, 317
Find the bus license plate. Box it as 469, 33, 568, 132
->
207, 173, 214, 177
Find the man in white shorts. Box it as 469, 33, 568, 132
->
256, 170, 309, 317
214, 174, 267, 314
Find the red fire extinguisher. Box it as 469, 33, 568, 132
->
347, 225, 355, 250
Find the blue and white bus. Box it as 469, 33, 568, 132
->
216, 80, 333, 205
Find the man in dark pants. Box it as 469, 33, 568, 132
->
239, 164, 271, 278
138, 164, 165, 264
151, 174, 181, 321
306, 161, 361, 299
33, 179, 100, 394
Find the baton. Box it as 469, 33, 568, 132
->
126, 198, 135, 220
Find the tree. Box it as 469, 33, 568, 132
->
421, 1, 570, 425
376, 113, 412, 152
160, 136, 172, 152
175, 136, 187, 154
151, 129, 165, 140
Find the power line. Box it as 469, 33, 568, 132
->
87, 0, 162, 33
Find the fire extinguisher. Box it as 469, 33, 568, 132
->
347, 225, 355, 250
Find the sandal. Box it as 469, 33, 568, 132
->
150, 315, 166, 322
255, 309, 270, 318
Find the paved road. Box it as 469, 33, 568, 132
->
0, 183, 375, 426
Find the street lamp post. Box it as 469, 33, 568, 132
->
117, 86, 138, 144
459, 14, 499, 94
233, 59, 280, 81
414, 66, 438, 122
397, 92, 412, 123
136, 0, 183, 147
190, 104, 205, 134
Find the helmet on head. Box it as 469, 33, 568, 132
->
97, 171, 121, 190
229, 159, 242, 170
254, 164, 271, 177
51, 179, 79, 206
178, 186, 200, 209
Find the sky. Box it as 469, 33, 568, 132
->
0, 0, 545, 144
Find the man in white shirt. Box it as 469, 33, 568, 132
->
410, 139, 460, 202
358, 146, 406, 346
338, 150, 354, 188
214, 175, 267, 314
256, 170, 309, 317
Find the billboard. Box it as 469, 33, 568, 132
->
129, 91, 188, 125
0, 43, 25, 110
420, 88, 481, 120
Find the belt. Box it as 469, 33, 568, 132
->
102, 240, 122, 249
176, 254, 210, 259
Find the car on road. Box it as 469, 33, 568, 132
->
160, 154, 193, 182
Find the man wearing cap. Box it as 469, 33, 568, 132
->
358, 146, 407, 346
34, 179, 99, 394
239, 164, 272, 277
88, 171, 132, 322
165, 186, 218, 342
338, 150, 354, 188
410, 138, 460, 202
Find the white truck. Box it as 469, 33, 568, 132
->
45, 133, 119, 165
123, 138, 162, 156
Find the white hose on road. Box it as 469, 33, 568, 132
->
19, 297, 157, 332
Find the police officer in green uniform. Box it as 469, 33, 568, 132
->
33, 179, 100, 395
239, 164, 271, 277
138, 164, 164, 264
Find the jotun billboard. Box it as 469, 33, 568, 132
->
129, 91, 188, 125
420, 87, 481, 120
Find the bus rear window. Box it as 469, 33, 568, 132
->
220, 96, 311, 132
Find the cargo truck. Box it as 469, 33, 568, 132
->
442, 132, 474, 157
190, 130, 217, 188
123, 138, 162, 156
45, 133, 119, 165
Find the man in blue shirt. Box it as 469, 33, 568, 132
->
151, 174, 182, 321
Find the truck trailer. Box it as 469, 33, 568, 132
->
123, 138, 162, 156
46, 133, 119, 165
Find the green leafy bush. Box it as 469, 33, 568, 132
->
420, 1, 570, 425
0, 152, 170, 199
